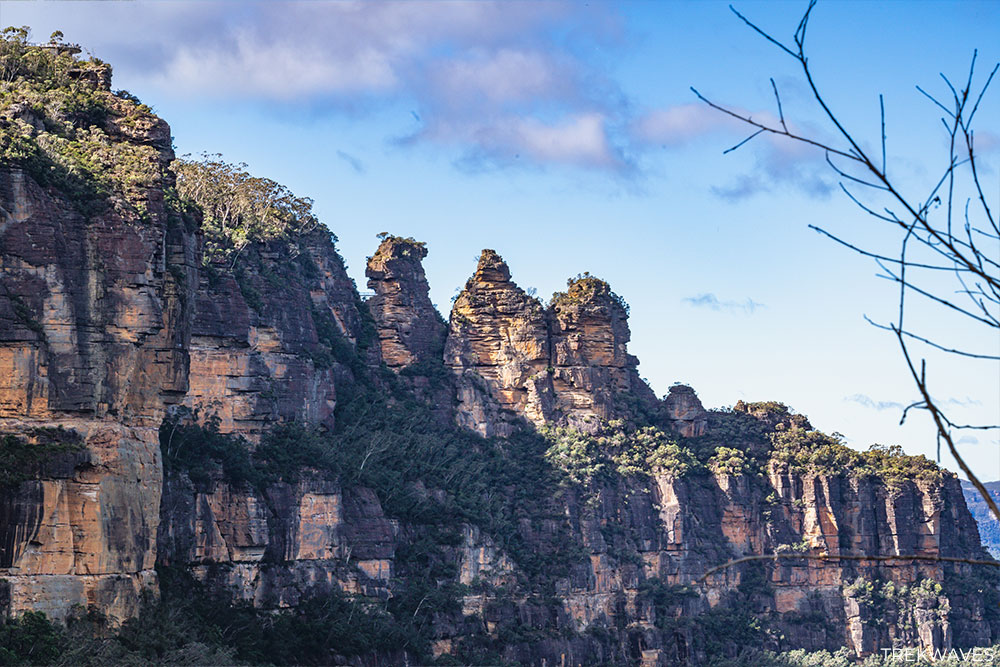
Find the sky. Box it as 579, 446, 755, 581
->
3, 0, 998, 479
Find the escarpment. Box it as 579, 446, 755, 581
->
0, 57, 194, 622
182, 226, 368, 438
2, 40, 998, 665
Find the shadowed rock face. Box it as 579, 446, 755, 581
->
182, 228, 365, 439
365, 236, 445, 370
0, 69, 192, 621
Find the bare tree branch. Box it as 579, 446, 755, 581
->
699, 2, 1000, 524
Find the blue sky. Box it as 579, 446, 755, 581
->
4, 0, 998, 478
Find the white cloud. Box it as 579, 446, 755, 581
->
415, 112, 626, 171
634, 103, 834, 199
682, 293, 765, 314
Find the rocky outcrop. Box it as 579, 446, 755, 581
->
549, 275, 657, 430
445, 250, 552, 436
365, 235, 445, 370
445, 252, 657, 436
661, 385, 708, 437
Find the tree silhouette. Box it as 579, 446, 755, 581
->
694, 1, 999, 520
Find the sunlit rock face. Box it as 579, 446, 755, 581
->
548, 275, 657, 431
445, 250, 553, 437
445, 250, 657, 436
0, 77, 191, 622
365, 235, 446, 370
2, 52, 997, 660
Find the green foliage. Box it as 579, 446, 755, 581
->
1, 28, 160, 219
173, 154, 319, 264
0, 427, 84, 489
161, 375, 584, 585
0, 566, 422, 666
541, 419, 702, 487
637, 577, 698, 630
843, 576, 950, 625
159, 417, 260, 489
0, 611, 64, 666
549, 271, 629, 315
709, 446, 754, 476
770, 429, 943, 483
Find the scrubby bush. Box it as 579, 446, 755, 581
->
0, 427, 84, 489
173, 154, 319, 265
541, 419, 703, 486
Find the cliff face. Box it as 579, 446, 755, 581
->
445, 251, 658, 436
365, 236, 445, 371
445, 250, 552, 436
0, 66, 195, 622
2, 44, 998, 665
183, 229, 367, 438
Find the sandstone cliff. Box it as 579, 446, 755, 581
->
182, 227, 368, 438
0, 59, 194, 621
365, 235, 445, 371
1, 40, 997, 666
445, 251, 658, 436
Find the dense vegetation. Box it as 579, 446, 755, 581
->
0, 27, 165, 219
173, 155, 320, 265
0, 567, 419, 666
0, 427, 83, 489
541, 419, 700, 484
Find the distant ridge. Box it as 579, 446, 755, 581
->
962, 480, 1000, 557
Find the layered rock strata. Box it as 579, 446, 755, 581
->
445, 251, 658, 436
365, 235, 445, 370
182, 229, 366, 438
0, 70, 194, 622
2, 47, 997, 663
444, 250, 552, 436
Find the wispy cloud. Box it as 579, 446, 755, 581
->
25, 2, 633, 174
957, 435, 980, 445
941, 396, 983, 407
682, 293, 765, 314
336, 150, 366, 174
632, 103, 835, 200
844, 394, 905, 411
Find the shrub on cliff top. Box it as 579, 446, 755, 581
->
769, 427, 943, 483
549, 271, 630, 315
1, 28, 161, 219
173, 154, 321, 265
